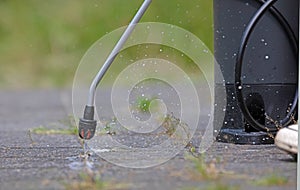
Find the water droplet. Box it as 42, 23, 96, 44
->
265, 55, 270, 60
159, 49, 163, 52
222, 35, 226, 39
238, 86, 243, 90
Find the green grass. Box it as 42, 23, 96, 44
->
0, 0, 213, 88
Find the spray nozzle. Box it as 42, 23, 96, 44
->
78, 106, 97, 140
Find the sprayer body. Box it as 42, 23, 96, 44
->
214, 0, 299, 144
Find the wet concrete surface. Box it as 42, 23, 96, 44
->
0, 90, 297, 190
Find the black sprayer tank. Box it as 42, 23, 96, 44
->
214, 0, 299, 144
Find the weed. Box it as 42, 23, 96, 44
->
27, 129, 37, 145
31, 126, 77, 135
103, 121, 117, 135
31, 116, 78, 135
136, 96, 153, 113
162, 114, 190, 138
64, 172, 129, 190
185, 154, 220, 180
183, 183, 240, 190
204, 183, 240, 190
65, 173, 105, 190
162, 114, 178, 136
253, 174, 289, 186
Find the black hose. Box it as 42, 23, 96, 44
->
256, 0, 298, 53
235, 0, 298, 133
256, 0, 298, 125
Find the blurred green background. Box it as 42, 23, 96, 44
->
0, 0, 213, 88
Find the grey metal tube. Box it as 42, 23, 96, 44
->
298, 10, 300, 185
87, 0, 152, 106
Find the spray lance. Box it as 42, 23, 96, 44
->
78, 0, 152, 140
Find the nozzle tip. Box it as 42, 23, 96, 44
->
78, 118, 97, 140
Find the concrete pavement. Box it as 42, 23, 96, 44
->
0, 90, 297, 190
